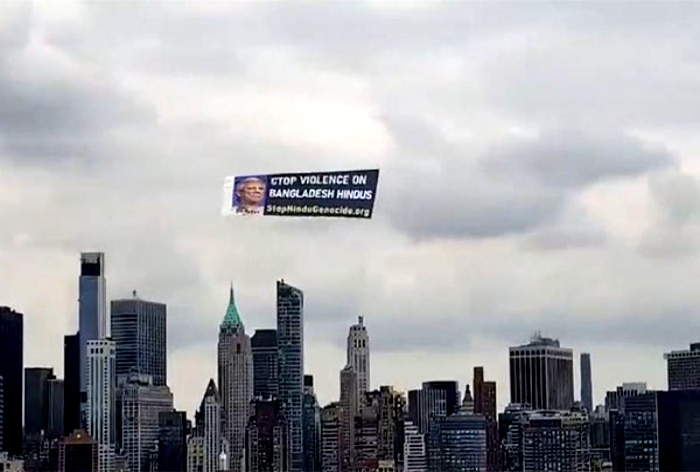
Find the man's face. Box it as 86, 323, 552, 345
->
238, 179, 265, 205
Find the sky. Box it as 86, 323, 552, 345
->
2, 0, 700, 416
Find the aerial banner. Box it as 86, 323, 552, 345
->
222, 169, 379, 218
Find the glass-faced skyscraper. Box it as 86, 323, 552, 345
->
276, 279, 304, 472
79, 253, 107, 408
252, 329, 278, 400
509, 333, 574, 410
111, 292, 167, 386
0, 306, 23, 457
86, 339, 116, 472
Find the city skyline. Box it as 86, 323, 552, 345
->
3, 0, 700, 433
3, 265, 683, 419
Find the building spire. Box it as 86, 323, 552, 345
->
221, 282, 243, 330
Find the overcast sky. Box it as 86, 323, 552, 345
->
2, 0, 700, 414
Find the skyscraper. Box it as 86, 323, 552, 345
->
118, 374, 173, 472
0, 306, 23, 457
473, 367, 498, 472
64, 333, 81, 435
339, 366, 358, 472
188, 379, 229, 472
58, 429, 98, 472
407, 381, 460, 435
302, 375, 321, 472
252, 329, 278, 400
245, 399, 289, 472
86, 339, 116, 472
346, 316, 370, 400
664, 342, 700, 390
47, 378, 65, 439
111, 292, 167, 386
509, 333, 574, 410
276, 279, 304, 472
79, 253, 107, 426
320, 403, 341, 472
0, 375, 4, 452
158, 411, 189, 472
580, 353, 593, 412
218, 285, 254, 472
24, 367, 56, 436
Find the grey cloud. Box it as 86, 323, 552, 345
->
482, 129, 673, 188
382, 121, 670, 241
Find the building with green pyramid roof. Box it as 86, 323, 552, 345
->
221, 283, 244, 330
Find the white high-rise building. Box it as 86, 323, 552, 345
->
403, 421, 427, 472
119, 374, 173, 472
346, 316, 370, 396
86, 339, 116, 472
218, 286, 254, 472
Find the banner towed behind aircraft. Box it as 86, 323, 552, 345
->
222, 169, 379, 219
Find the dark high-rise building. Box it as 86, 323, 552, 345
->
59, 429, 97, 472
664, 342, 700, 391
0, 306, 23, 456
25, 367, 56, 436
473, 367, 498, 472
276, 279, 304, 472
604, 382, 647, 412
302, 375, 321, 472
252, 329, 278, 399
158, 411, 189, 472
111, 293, 167, 386
0, 375, 4, 452
427, 411, 487, 472
509, 332, 574, 410
407, 381, 460, 435
64, 333, 81, 435
623, 392, 658, 472
245, 399, 289, 472
580, 353, 593, 412
47, 378, 65, 439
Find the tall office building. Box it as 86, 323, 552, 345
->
111, 292, 167, 386
339, 366, 358, 472
252, 329, 278, 400
473, 367, 498, 472
118, 374, 173, 472
276, 279, 304, 472
218, 285, 254, 472
86, 339, 116, 472
25, 367, 56, 436
302, 375, 321, 472
580, 353, 593, 412
245, 399, 289, 472
509, 333, 574, 410
58, 430, 97, 472
0, 375, 4, 452
520, 410, 590, 472
346, 316, 370, 402
427, 410, 487, 472
79, 253, 108, 428
320, 403, 341, 472
0, 306, 23, 456
403, 421, 426, 472
64, 334, 81, 435
47, 378, 65, 439
158, 411, 189, 472
407, 381, 460, 435
188, 379, 229, 472
664, 342, 700, 390
376, 386, 405, 468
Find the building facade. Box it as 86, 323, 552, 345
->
79, 252, 108, 426
86, 339, 116, 472
408, 381, 460, 436
0, 307, 23, 457
427, 410, 487, 472
509, 333, 574, 410
346, 316, 370, 405
217, 286, 254, 472
158, 410, 189, 472
245, 399, 289, 472
276, 280, 305, 472
321, 403, 341, 472
664, 343, 700, 391
473, 367, 498, 472
59, 429, 97, 472
251, 329, 278, 400
303, 375, 321, 472
64, 333, 81, 436
580, 353, 593, 412
111, 293, 167, 386
118, 374, 173, 472
403, 421, 426, 472
189, 379, 229, 472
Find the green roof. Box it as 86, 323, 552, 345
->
221, 283, 243, 329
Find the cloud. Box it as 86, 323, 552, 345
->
2, 0, 700, 413
382, 124, 672, 241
